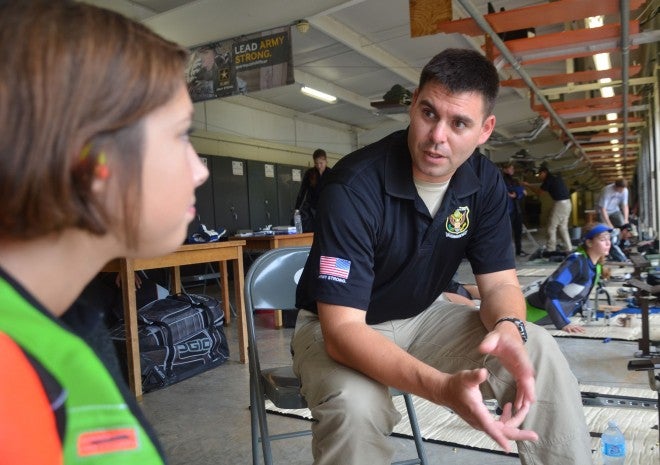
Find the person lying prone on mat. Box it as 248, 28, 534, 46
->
526, 223, 612, 334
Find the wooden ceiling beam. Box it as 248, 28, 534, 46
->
575, 132, 640, 143
586, 156, 638, 161
585, 151, 638, 157
500, 66, 642, 88
565, 117, 644, 130
539, 103, 647, 120
490, 22, 639, 65
532, 94, 641, 112
428, 0, 646, 37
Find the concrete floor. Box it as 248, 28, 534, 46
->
139, 230, 656, 465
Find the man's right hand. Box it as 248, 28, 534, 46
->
434, 368, 539, 453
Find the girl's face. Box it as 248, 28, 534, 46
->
133, 83, 208, 257
586, 232, 611, 257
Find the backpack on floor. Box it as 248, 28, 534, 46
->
110, 293, 229, 392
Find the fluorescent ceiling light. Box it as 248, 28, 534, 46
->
599, 78, 614, 98
300, 86, 337, 103
586, 17, 612, 73
610, 139, 619, 144
593, 53, 611, 71
606, 113, 618, 121
608, 127, 619, 133
586, 16, 604, 29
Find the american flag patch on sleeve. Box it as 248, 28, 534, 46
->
319, 256, 351, 279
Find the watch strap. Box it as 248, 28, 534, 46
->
495, 317, 528, 344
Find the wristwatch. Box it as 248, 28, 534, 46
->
495, 317, 528, 344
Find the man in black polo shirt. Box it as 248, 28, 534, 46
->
292, 49, 591, 465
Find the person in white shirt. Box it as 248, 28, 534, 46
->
598, 178, 629, 228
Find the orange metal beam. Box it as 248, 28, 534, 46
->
575, 131, 640, 142
589, 157, 637, 162
594, 168, 636, 173
564, 117, 644, 129
500, 66, 642, 88
587, 148, 638, 157
432, 0, 646, 37
586, 157, 638, 162
533, 95, 641, 113
491, 22, 639, 65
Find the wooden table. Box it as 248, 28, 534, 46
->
240, 232, 314, 250
103, 240, 247, 398
238, 232, 314, 327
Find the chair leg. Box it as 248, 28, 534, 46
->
402, 393, 428, 465
249, 375, 261, 465
250, 374, 274, 465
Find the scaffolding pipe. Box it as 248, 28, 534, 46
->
455, 0, 595, 173
621, 0, 630, 174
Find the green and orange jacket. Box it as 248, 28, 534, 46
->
0, 271, 165, 464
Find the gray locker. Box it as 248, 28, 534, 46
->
211, 157, 250, 235
247, 160, 279, 229
277, 164, 305, 226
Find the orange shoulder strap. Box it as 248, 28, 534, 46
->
0, 332, 63, 465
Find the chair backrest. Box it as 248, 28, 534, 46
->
244, 247, 310, 314
244, 247, 311, 376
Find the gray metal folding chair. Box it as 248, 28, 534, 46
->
244, 246, 428, 465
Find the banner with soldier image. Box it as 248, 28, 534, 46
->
185, 26, 294, 102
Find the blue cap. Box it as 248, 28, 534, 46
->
582, 223, 613, 241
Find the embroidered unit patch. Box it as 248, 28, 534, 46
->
446, 206, 470, 238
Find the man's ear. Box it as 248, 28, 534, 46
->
478, 114, 496, 145
408, 88, 420, 117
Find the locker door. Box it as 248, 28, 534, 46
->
277, 164, 305, 226
211, 157, 250, 235
247, 160, 279, 229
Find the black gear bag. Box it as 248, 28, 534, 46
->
111, 293, 229, 392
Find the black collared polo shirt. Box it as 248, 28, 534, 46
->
295, 129, 515, 324
540, 172, 570, 201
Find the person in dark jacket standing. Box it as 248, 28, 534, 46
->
524, 164, 573, 253
294, 148, 331, 232
501, 162, 527, 257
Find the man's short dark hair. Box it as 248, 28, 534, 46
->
614, 178, 627, 188
419, 48, 499, 116
312, 148, 327, 160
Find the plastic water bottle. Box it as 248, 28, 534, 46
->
293, 209, 303, 234
601, 420, 625, 464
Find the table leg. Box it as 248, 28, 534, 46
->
172, 266, 181, 294
638, 296, 651, 356
119, 260, 143, 399
219, 261, 230, 325
232, 256, 247, 364
274, 310, 283, 328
